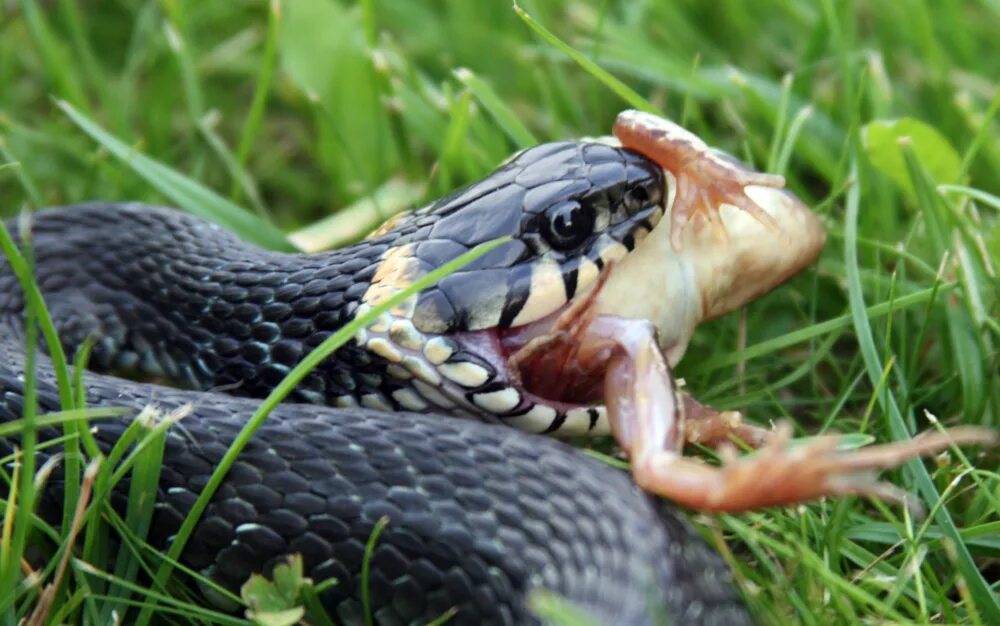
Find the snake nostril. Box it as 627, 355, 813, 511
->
623, 180, 663, 214
627, 186, 649, 208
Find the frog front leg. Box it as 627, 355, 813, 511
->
614, 109, 785, 251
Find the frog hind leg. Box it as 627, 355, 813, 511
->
628, 417, 996, 513
602, 323, 997, 512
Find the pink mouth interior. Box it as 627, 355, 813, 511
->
450, 277, 681, 459
498, 307, 608, 406
450, 302, 606, 413
454, 273, 648, 412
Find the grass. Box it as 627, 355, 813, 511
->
0, 0, 998, 624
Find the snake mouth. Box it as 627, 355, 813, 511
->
448, 326, 609, 434
439, 269, 634, 437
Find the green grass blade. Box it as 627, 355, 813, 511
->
453, 68, 537, 148
54, 100, 295, 252
232, 0, 283, 203
103, 414, 168, 623
0, 139, 44, 208
529, 590, 602, 626
513, 2, 655, 114
685, 282, 956, 375
844, 160, 1000, 622
288, 178, 424, 253
73, 560, 248, 625
18, 0, 88, 108
361, 516, 389, 626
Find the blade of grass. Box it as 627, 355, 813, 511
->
686, 282, 956, 375
55, 100, 294, 252
529, 590, 602, 626
512, 2, 655, 114
0, 246, 39, 618
73, 561, 248, 625
0, 220, 100, 452
102, 412, 168, 623
197, 114, 271, 220
0, 139, 44, 208
0, 446, 21, 620
232, 0, 283, 203
957, 85, 1000, 179
18, 0, 88, 108
359, 0, 413, 177
844, 160, 1000, 622
453, 68, 537, 148
433, 89, 476, 196
937, 185, 1000, 211
902, 144, 988, 422
287, 178, 424, 253
361, 515, 389, 626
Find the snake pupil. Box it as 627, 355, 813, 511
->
543, 201, 594, 250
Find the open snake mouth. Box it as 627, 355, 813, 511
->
412, 270, 642, 437
410, 163, 681, 436
351, 138, 673, 435
356, 213, 670, 437
353, 188, 673, 436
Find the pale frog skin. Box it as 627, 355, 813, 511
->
597, 172, 827, 366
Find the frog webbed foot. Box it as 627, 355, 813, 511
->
672, 162, 783, 249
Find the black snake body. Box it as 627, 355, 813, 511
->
0, 141, 752, 624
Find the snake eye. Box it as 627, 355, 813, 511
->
542, 200, 595, 250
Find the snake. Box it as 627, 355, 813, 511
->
0, 130, 761, 625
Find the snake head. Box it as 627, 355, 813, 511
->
354, 140, 669, 432
360, 141, 666, 334
354, 113, 824, 436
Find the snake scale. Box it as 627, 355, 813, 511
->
0, 139, 754, 624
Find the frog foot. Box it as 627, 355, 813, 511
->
614, 109, 784, 251
680, 394, 770, 449
630, 422, 997, 513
